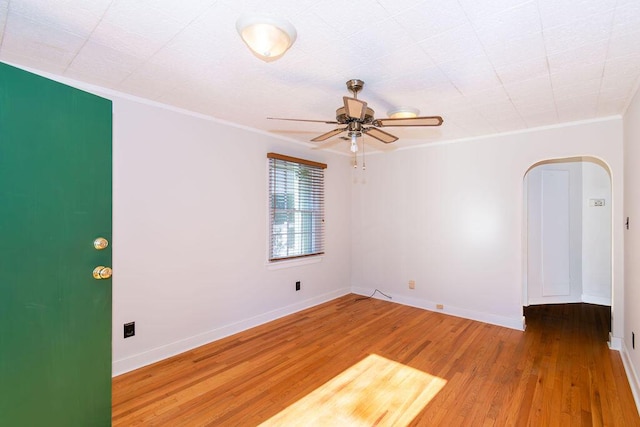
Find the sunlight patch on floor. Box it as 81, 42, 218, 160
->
259, 354, 447, 426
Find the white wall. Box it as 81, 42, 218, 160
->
109, 98, 353, 374
623, 84, 640, 408
581, 161, 612, 305
351, 118, 624, 334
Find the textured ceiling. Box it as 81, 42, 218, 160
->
1, 0, 639, 152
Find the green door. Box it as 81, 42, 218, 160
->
0, 63, 112, 426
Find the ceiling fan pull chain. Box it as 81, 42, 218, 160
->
362, 134, 366, 171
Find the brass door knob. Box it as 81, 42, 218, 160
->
94, 237, 109, 250
93, 266, 112, 280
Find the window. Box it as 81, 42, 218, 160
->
268, 153, 326, 261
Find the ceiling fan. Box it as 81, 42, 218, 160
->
268, 79, 443, 151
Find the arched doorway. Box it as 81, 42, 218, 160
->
522, 157, 612, 313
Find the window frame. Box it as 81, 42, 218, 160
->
267, 152, 327, 262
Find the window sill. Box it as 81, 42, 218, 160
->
266, 256, 323, 270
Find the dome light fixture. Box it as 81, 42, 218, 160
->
236, 15, 297, 62
387, 107, 420, 119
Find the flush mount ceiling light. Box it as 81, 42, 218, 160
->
387, 107, 420, 119
236, 15, 297, 62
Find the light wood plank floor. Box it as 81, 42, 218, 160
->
112, 295, 639, 426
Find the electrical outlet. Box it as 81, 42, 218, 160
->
124, 322, 135, 338
295, 281, 301, 291
408, 280, 415, 289
436, 304, 444, 310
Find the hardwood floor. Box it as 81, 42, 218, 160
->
112, 295, 639, 426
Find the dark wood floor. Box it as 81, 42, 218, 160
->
112, 295, 639, 426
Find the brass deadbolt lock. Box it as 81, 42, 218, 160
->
93, 237, 109, 250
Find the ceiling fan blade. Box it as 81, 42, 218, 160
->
363, 127, 398, 144
343, 96, 367, 120
373, 116, 444, 127
311, 127, 347, 142
267, 117, 339, 124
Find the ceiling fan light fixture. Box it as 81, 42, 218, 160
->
387, 107, 420, 119
349, 133, 359, 152
236, 15, 297, 62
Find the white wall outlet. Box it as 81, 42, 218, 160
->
589, 198, 605, 207
436, 304, 444, 310
408, 280, 415, 289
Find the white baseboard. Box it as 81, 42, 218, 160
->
582, 294, 612, 306
526, 295, 612, 306
527, 296, 582, 305
609, 332, 622, 350
351, 287, 524, 331
621, 342, 640, 416
112, 287, 351, 376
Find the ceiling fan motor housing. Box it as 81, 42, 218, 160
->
347, 121, 363, 137
336, 106, 374, 124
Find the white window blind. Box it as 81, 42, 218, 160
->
268, 153, 326, 261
